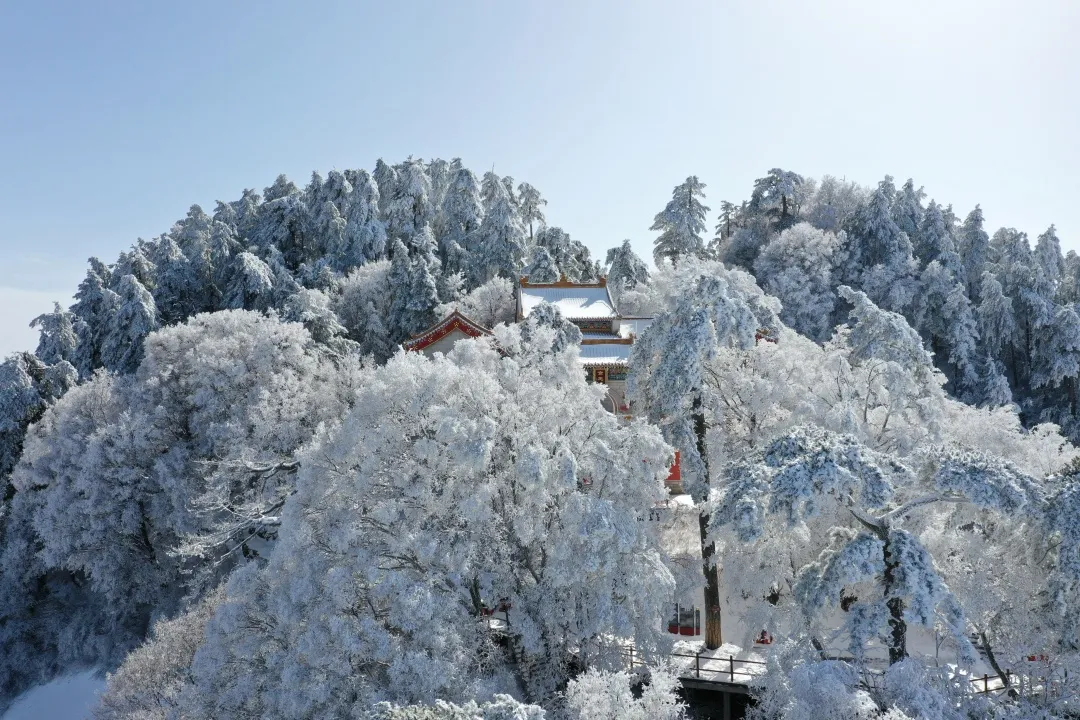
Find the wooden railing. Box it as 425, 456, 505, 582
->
621, 645, 1057, 700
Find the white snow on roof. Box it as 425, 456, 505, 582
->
581, 332, 620, 341
578, 342, 632, 366
519, 286, 616, 319
619, 317, 654, 338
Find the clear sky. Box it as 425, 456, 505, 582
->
1, 0, 1077, 358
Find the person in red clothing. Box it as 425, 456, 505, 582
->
756, 629, 774, 645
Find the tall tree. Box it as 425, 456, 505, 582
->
957, 205, 990, 301
749, 168, 804, 230
70, 258, 118, 378
629, 259, 780, 648
605, 239, 651, 296
339, 169, 387, 269
846, 176, 918, 314
30, 303, 77, 366
471, 178, 525, 286
754, 222, 842, 342
651, 176, 710, 267
516, 181, 547, 246
441, 166, 484, 278
1035, 225, 1065, 287
101, 275, 159, 374
523, 246, 560, 283
891, 178, 925, 239
385, 159, 433, 245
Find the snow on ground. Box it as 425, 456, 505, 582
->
2, 672, 104, 720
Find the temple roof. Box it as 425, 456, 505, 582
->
402, 310, 492, 352
578, 342, 632, 367
517, 278, 617, 321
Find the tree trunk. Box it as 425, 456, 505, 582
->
693, 395, 723, 649
699, 513, 723, 649
882, 536, 907, 664
979, 629, 1016, 697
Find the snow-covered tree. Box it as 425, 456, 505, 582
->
846, 179, 918, 314
101, 274, 158, 374
652, 176, 710, 267
471, 177, 526, 285
605, 240, 650, 299
516, 181, 546, 246
93, 586, 226, 720
749, 168, 804, 230
386, 159, 434, 246
629, 259, 781, 648
336, 260, 396, 361
564, 667, 685, 720
957, 205, 990, 301
534, 227, 596, 282
14, 311, 360, 622
913, 261, 980, 398
70, 258, 118, 377
180, 324, 677, 716
754, 222, 842, 341
31, 302, 77, 366
913, 201, 961, 275
804, 176, 867, 233
523, 245, 560, 283
891, 178, 925, 240
436, 276, 516, 329
221, 250, 275, 311
336, 169, 387, 269
1035, 225, 1065, 287
710, 426, 1044, 664
441, 165, 485, 279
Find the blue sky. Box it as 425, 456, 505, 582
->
1, 0, 1077, 357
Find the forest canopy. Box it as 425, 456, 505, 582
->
2, 159, 1080, 719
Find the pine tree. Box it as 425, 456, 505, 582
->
976, 271, 1017, 382
385, 159, 432, 245
440, 166, 483, 279
222, 251, 275, 311
958, 205, 990, 301
1035, 225, 1065, 287
714, 200, 739, 243
847, 176, 918, 313
516, 182, 547, 246
534, 226, 595, 282
372, 158, 398, 219
749, 168, 803, 229
387, 238, 414, 342
338, 169, 386, 269
70, 259, 118, 378
471, 178, 525, 286
479, 170, 504, 214
151, 237, 195, 325
605, 239, 650, 294
172, 205, 220, 312
891, 178, 925, 239
523, 246, 560, 283
914, 261, 980, 398
112, 244, 157, 291
102, 275, 158, 374
651, 176, 710, 267
30, 303, 77, 366
406, 258, 440, 337
913, 200, 958, 271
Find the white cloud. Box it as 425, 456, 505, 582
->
0, 287, 71, 360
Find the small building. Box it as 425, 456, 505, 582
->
402, 309, 493, 356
